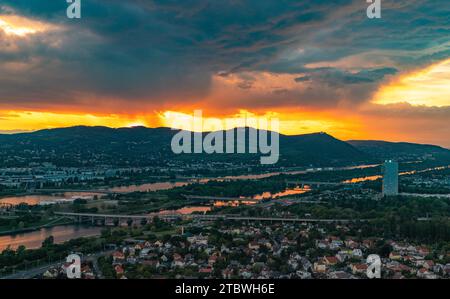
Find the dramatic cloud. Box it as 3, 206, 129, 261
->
0, 0, 449, 146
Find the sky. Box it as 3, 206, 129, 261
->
0, 0, 449, 147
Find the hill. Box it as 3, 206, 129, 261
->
0, 126, 371, 167
347, 140, 450, 162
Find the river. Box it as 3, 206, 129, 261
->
1, 163, 444, 250
0, 164, 378, 206
0, 193, 99, 206
0, 225, 103, 251
2, 164, 447, 206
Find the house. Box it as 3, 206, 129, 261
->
188, 235, 208, 246
422, 260, 434, 270
134, 243, 145, 250
139, 248, 151, 258
81, 264, 95, 279
330, 240, 344, 250
313, 262, 327, 273
336, 252, 349, 263
248, 241, 260, 250
351, 263, 368, 274
443, 264, 450, 277
352, 249, 363, 258
401, 255, 414, 263
239, 269, 253, 279
316, 240, 329, 249
301, 257, 312, 271
123, 246, 135, 256
222, 269, 233, 279
345, 239, 359, 249
389, 252, 402, 260
362, 239, 374, 249
417, 268, 438, 279
386, 262, 412, 273
208, 255, 219, 265
416, 246, 430, 257
199, 267, 213, 274
288, 259, 299, 270
43, 269, 59, 279
324, 256, 338, 266
184, 253, 194, 262
172, 253, 185, 267
115, 265, 125, 276
127, 256, 137, 264
112, 251, 125, 263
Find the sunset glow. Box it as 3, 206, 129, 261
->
0, 1, 449, 148
0, 111, 152, 133
0, 15, 55, 36
373, 58, 450, 107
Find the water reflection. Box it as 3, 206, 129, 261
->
253, 186, 311, 200
154, 206, 211, 215
214, 186, 311, 207
342, 175, 382, 184
108, 182, 188, 193
0, 193, 97, 206
0, 225, 102, 251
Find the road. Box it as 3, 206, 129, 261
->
0, 251, 113, 279
55, 211, 366, 223
1, 261, 64, 279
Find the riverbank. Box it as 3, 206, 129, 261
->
0, 218, 75, 237
0, 225, 103, 251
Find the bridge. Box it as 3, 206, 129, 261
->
55, 212, 366, 224
286, 181, 343, 188
36, 188, 123, 195
181, 195, 260, 203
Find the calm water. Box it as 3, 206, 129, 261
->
108, 182, 188, 193
0, 193, 97, 206
0, 225, 102, 251
155, 206, 211, 215
2, 164, 446, 206
1, 164, 446, 250
253, 186, 311, 200
341, 165, 450, 184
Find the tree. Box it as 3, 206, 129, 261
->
42, 236, 54, 248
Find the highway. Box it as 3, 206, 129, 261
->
55, 211, 367, 223
0, 261, 64, 279
0, 251, 113, 279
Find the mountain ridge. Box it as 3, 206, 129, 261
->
0, 126, 448, 167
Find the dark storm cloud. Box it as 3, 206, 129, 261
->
0, 0, 449, 110
294, 67, 398, 86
